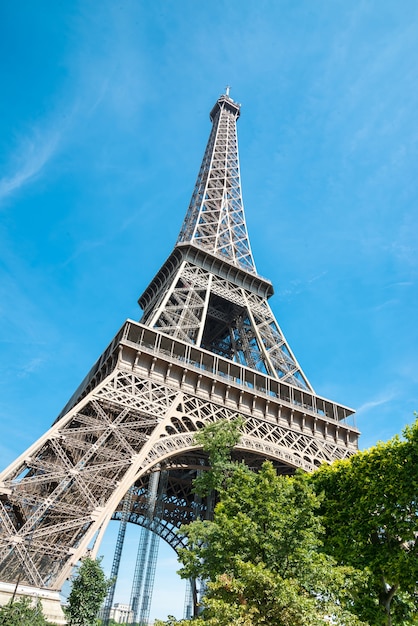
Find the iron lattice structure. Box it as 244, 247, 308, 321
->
0, 91, 359, 596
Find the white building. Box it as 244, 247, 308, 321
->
98, 602, 134, 624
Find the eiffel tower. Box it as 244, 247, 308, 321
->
0, 90, 359, 622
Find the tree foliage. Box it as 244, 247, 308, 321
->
65, 556, 111, 626
176, 461, 366, 625
156, 418, 365, 625
0, 596, 51, 626
157, 417, 418, 626
192, 416, 245, 496
311, 418, 418, 625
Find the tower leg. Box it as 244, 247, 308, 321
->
129, 469, 160, 624
129, 526, 151, 623
138, 530, 160, 624
183, 579, 193, 620
101, 488, 133, 626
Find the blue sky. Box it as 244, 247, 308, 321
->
1, 0, 418, 621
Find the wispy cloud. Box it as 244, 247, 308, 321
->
278, 271, 328, 298
60, 238, 109, 266
17, 357, 45, 378
385, 281, 413, 289
0, 125, 62, 205
356, 391, 396, 416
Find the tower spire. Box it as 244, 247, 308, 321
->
177, 91, 255, 274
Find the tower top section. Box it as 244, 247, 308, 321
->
139, 91, 313, 391
177, 90, 255, 274
209, 91, 241, 122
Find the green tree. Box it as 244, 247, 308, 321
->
0, 596, 51, 626
192, 415, 245, 496
156, 419, 366, 625
65, 556, 111, 626
311, 418, 418, 626
177, 462, 366, 625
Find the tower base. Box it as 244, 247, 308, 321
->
0, 581, 67, 625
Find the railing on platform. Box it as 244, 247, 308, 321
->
55, 319, 356, 428
122, 321, 356, 427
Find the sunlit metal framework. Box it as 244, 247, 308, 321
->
0, 91, 359, 613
